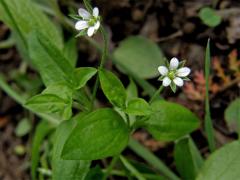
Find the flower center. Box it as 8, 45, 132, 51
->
88, 16, 100, 26
168, 71, 176, 80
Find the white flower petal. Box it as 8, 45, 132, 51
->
173, 77, 184, 87
94, 21, 100, 30
78, 8, 91, 19
87, 26, 95, 37
75, 20, 88, 30
177, 67, 191, 77
93, 7, 99, 18
162, 77, 171, 87
158, 66, 168, 76
170, 57, 179, 70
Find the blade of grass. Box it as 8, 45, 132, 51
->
120, 155, 146, 180
204, 39, 216, 152
128, 137, 180, 180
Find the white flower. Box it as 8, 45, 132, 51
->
75, 7, 101, 37
158, 57, 191, 92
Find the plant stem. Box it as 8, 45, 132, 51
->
102, 155, 119, 180
128, 138, 180, 180
90, 27, 108, 111
149, 85, 164, 103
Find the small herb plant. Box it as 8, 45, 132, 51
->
0, 0, 239, 179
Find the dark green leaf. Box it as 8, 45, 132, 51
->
74, 67, 97, 89
197, 141, 240, 180
125, 98, 152, 116
62, 108, 129, 160
145, 101, 200, 141
52, 120, 91, 180
199, 7, 222, 27
174, 137, 204, 180
99, 69, 127, 108
113, 36, 164, 79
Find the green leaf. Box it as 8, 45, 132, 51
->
0, 0, 63, 56
52, 120, 91, 180
225, 98, 240, 133
15, 118, 32, 137
25, 94, 72, 120
31, 121, 53, 180
174, 137, 204, 180
99, 69, 127, 108
145, 101, 200, 141
199, 7, 222, 27
27, 32, 75, 87
62, 108, 129, 160
74, 67, 97, 89
197, 141, 240, 180
125, 98, 152, 116
64, 38, 78, 67
113, 36, 165, 79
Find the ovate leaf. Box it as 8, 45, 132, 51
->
225, 98, 240, 133
52, 120, 91, 180
99, 69, 127, 108
62, 108, 129, 160
145, 101, 200, 141
74, 67, 97, 89
174, 137, 204, 180
197, 141, 240, 180
113, 36, 164, 79
199, 7, 222, 27
125, 98, 152, 116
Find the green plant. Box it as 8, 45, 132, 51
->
0, 0, 239, 179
